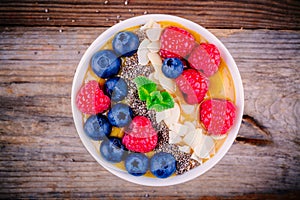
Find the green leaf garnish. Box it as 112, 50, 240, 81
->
133, 76, 175, 112
134, 76, 157, 101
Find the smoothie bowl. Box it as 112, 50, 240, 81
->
71, 14, 244, 186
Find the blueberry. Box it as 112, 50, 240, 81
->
107, 103, 133, 127
104, 77, 128, 102
125, 153, 149, 176
150, 152, 176, 178
91, 50, 121, 78
112, 31, 139, 57
84, 114, 112, 141
100, 137, 127, 163
162, 58, 184, 79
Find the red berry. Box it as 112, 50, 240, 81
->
175, 69, 209, 105
200, 99, 236, 136
76, 80, 110, 114
122, 116, 158, 153
160, 26, 195, 58
188, 43, 221, 76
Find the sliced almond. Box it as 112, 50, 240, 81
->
138, 38, 150, 51
137, 49, 149, 66
169, 123, 188, 136
146, 28, 162, 42
156, 109, 170, 123
211, 134, 227, 140
163, 103, 180, 126
140, 19, 155, 30
194, 135, 215, 159
178, 145, 191, 154
158, 76, 176, 93
190, 128, 204, 149
180, 103, 196, 114
169, 131, 182, 144
147, 52, 162, 67
191, 153, 203, 164
152, 21, 161, 29
147, 41, 160, 53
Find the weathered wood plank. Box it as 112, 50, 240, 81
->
0, 27, 299, 198
0, 0, 299, 29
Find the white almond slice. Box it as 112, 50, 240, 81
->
178, 145, 191, 154
146, 28, 162, 42
191, 153, 203, 164
148, 73, 159, 83
163, 103, 180, 126
140, 19, 155, 30
138, 38, 150, 51
194, 135, 215, 159
184, 121, 196, 133
156, 109, 170, 123
180, 103, 196, 114
190, 129, 204, 149
169, 131, 182, 144
158, 76, 176, 93
152, 21, 161, 29
211, 134, 227, 140
169, 123, 188, 136
183, 131, 196, 147
147, 52, 162, 67
137, 49, 150, 66
147, 41, 160, 53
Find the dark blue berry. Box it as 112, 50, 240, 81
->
91, 50, 121, 78
107, 103, 133, 127
112, 31, 139, 57
125, 153, 149, 176
104, 77, 128, 102
162, 58, 184, 79
150, 152, 176, 178
84, 114, 111, 141
100, 137, 127, 163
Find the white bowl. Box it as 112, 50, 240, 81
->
71, 14, 244, 186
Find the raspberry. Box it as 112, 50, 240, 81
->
76, 80, 110, 114
188, 43, 221, 76
159, 26, 195, 58
175, 69, 209, 105
122, 116, 158, 153
200, 99, 236, 136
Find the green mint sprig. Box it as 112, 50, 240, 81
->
133, 76, 174, 112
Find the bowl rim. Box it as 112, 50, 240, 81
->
71, 14, 244, 186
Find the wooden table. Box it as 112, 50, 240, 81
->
0, 0, 299, 199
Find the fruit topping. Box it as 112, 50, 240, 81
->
107, 103, 133, 127
200, 99, 236, 136
112, 31, 139, 57
161, 58, 184, 79
104, 77, 128, 102
122, 116, 158, 153
125, 153, 149, 176
134, 76, 174, 112
150, 152, 176, 178
91, 50, 121, 78
175, 69, 209, 105
188, 43, 221, 76
159, 26, 195, 58
100, 137, 127, 163
76, 80, 110, 114
84, 114, 112, 141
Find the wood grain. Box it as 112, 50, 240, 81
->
0, 0, 299, 29
0, 26, 299, 198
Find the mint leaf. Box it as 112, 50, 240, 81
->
134, 76, 156, 89
146, 91, 175, 112
134, 76, 174, 112
134, 76, 157, 101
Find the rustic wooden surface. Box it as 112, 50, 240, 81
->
0, 0, 300, 199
